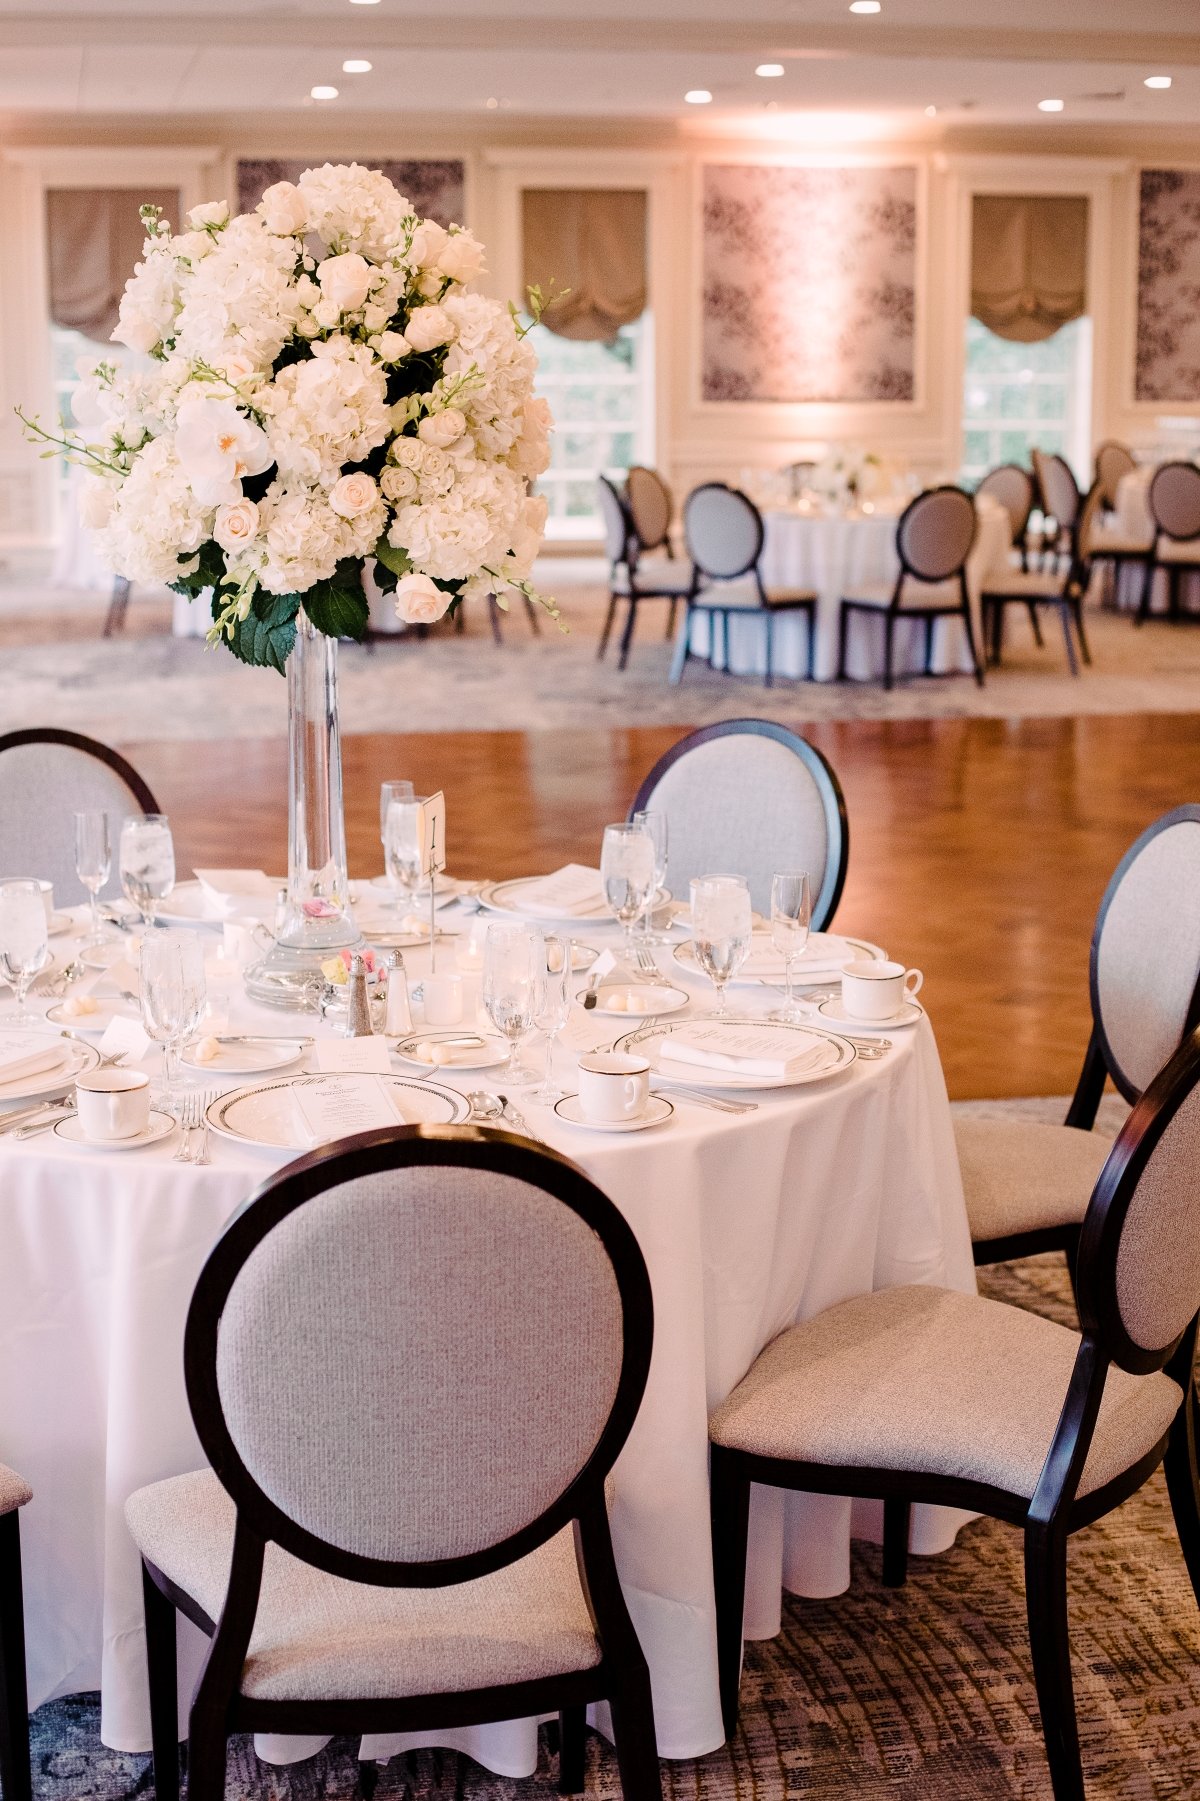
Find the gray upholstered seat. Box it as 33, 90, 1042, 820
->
954, 1116, 1112, 1243
127, 1469, 599, 1701
0, 1465, 31, 1516
611, 559, 693, 597
709, 1284, 1182, 1501
0, 733, 158, 905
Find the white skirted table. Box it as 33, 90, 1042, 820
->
0, 902, 973, 1774
1113, 464, 1200, 615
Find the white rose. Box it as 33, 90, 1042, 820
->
418, 407, 466, 450
437, 231, 486, 284
328, 471, 379, 518
313, 296, 342, 330
407, 220, 448, 269
403, 304, 454, 354
371, 331, 410, 363
187, 199, 229, 230
317, 252, 373, 313
362, 305, 390, 333
380, 465, 418, 502
169, 230, 214, 262
394, 571, 452, 625
390, 439, 424, 471
259, 180, 308, 236
78, 479, 116, 529
213, 498, 260, 551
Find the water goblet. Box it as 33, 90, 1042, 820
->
529, 934, 573, 1105
632, 808, 669, 943
383, 795, 427, 916
74, 810, 111, 947
379, 781, 415, 907
0, 879, 50, 1025
120, 814, 175, 928
690, 875, 752, 1019
483, 922, 544, 1086
140, 930, 206, 1115
601, 823, 656, 960
769, 871, 812, 1023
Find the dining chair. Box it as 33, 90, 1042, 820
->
597, 475, 693, 670
0, 728, 160, 905
1093, 440, 1136, 512
957, 805, 1200, 1272
0, 1465, 32, 1801
1032, 449, 1082, 564
670, 484, 816, 687
976, 463, 1037, 573
1137, 462, 1200, 626
979, 481, 1098, 676
125, 1125, 660, 1801
629, 719, 848, 922
836, 486, 984, 690
709, 1022, 1200, 1801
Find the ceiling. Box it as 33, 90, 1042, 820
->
0, 1, 1196, 128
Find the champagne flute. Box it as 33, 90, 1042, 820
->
528, 934, 573, 1105
74, 810, 111, 947
601, 823, 656, 960
769, 871, 812, 1023
690, 875, 752, 1019
140, 931, 206, 1114
383, 796, 426, 916
0, 879, 50, 1025
120, 815, 175, 927
483, 922, 544, 1086
631, 808, 669, 944
379, 781, 415, 907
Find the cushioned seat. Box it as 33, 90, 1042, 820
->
1157, 536, 1200, 565
690, 577, 815, 609
954, 1115, 1112, 1243
981, 567, 1070, 598
611, 559, 695, 596
709, 1284, 1182, 1500
842, 577, 963, 608
0, 1464, 31, 1515
127, 1469, 600, 1702
1090, 526, 1152, 556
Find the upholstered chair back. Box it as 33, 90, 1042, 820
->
1033, 450, 1081, 530
897, 487, 977, 584
597, 475, 632, 567
683, 485, 764, 582
625, 466, 673, 551
630, 720, 847, 922
0, 730, 158, 905
1074, 481, 1106, 563
1092, 808, 1200, 1099
976, 464, 1035, 544
1149, 462, 1200, 543
1094, 441, 1135, 510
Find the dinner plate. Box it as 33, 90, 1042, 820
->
815, 996, 924, 1032
47, 911, 76, 938
478, 877, 670, 924
205, 1073, 470, 1150
553, 1093, 675, 1133
612, 1019, 856, 1091
44, 1001, 139, 1036
53, 1110, 175, 1152
83, 941, 136, 971
366, 875, 474, 908
180, 1036, 308, 1076
672, 933, 885, 988
575, 981, 689, 1019
391, 1031, 508, 1073
0, 1033, 101, 1105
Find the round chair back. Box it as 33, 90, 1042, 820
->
976, 464, 1034, 545
597, 475, 632, 567
896, 486, 977, 583
1148, 462, 1200, 544
683, 484, 764, 582
1033, 449, 1081, 531
625, 466, 673, 552
0, 729, 159, 905
1094, 441, 1136, 510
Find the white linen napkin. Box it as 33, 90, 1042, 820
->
0, 1034, 68, 1089
194, 870, 277, 916
733, 932, 859, 980
517, 865, 609, 919
659, 1022, 835, 1079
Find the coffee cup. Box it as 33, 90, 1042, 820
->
577, 1051, 650, 1123
75, 1068, 151, 1141
841, 959, 922, 1022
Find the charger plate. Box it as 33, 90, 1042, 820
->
205, 1072, 469, 1151
612, 1018, 855, 1092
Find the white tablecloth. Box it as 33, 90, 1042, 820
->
684, 499, 1011, 682
0, 902, 973, 1772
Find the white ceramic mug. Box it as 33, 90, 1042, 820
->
841, 959, 923, 1021
577, 1051, 650, 1123
422, 972, 464, 1026
75, 1068, 151, 1141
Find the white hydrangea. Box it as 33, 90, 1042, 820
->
297, 162, 412, 261
96, 437, 210, 584
259, 335, 390, 485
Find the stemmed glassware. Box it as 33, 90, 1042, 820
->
529, 934, 572, 1105
483, 922, 544, 1086
0, 879, 50, 1026
383, 794, 426, 915
690, 875, 752, 1019
379, 781, 415, 907
74, 810, 111, 947
631, 808, 669, 944
600, 822, 656, 960
769, 871, 812, 1024
139, 931, 206, 1114
120, 815, 175, 928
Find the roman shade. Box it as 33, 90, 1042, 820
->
971, 194, 1088, 344
521, 188, 646, 342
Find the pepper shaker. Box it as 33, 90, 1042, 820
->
345, 953, 375, 1038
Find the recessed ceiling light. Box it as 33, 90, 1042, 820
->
756, 63, 785, 77
924, 104, 937, 116
311, 85, 339, 100
342, 59, 372, 73
849, 3, 881, 14
1145, 74, 1172, 89
1038, 98, 1064, 112
485, 96, 499, 108
685, 89, 713, 104
349, 1, 381, 6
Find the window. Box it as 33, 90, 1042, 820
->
526, 314, 655, 540
960, 315, 1092, 487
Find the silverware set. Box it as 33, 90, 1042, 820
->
173, 1090, 218, 1163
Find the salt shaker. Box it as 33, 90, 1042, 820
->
382, 950, 413, 1036
345, 953, 375, 1037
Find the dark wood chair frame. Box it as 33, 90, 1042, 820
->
597, 475, 687, 671
1136, 461, 1200, 627
836, 485, 985, 691
138, 1124, 661, 1801
711, 1026, 1200, 1801
971, 803, 1200, 1272
0, 1507, 31, 1801
980, 481, 1098, 678
0, 727, 160, 816
670, 484, 816, 689
629, 719, 849, 931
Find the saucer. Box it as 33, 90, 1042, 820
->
52, 1110, 175, 1151
47, 911, 75, 937
576, 981, 689, 1018
552, 1093, 674, 1133
816, 996, 923, 1032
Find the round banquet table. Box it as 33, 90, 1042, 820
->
0, 897, 974, 1774
681, 496, 1012, 682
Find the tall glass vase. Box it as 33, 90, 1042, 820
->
244, 610, 361, 1007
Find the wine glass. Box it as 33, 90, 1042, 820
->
632, 808, 669, 944
74, 810, 111, 947
379, 781, 415, 907
120, 815, 175, 927
383, 795, 426, 915
140, 931, 206, 1114
601, 823, 656, 960
0, 879, 50, 1026
690, 875, 752, 1019
529, 934, 573, 1105
483, 923, 544, 1086
769, 871, 812, 1023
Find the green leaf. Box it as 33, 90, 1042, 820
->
222, 590, 300, 676
169, 538, 225, 599
302, 559, 370, 642
373, 534, 411, 579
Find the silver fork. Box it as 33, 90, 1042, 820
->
632, 947, 673, 985
173, 1093, 198, 1161
192, 1090, 216, 1165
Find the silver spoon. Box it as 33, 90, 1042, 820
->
466, 1090, 503, 1123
